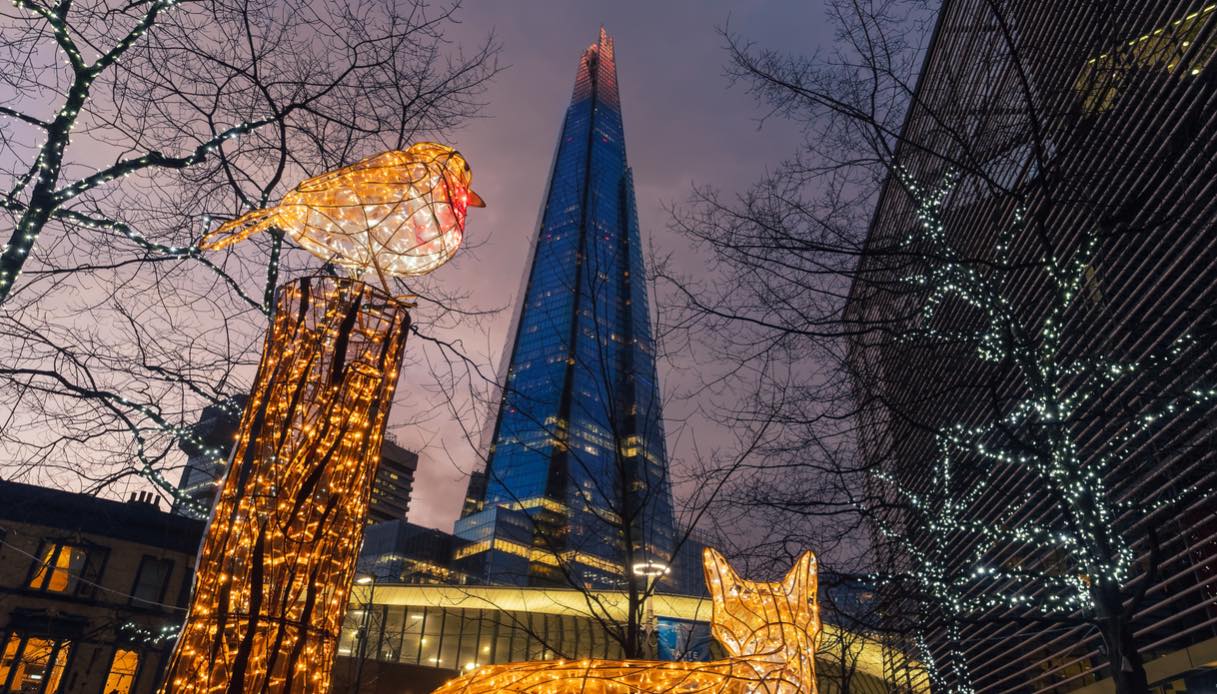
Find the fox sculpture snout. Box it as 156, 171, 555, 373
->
431, 548, 820, 694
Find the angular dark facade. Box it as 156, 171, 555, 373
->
171, 397, 245, 518
846, 1, 1217, 692
458, 28, 676, 588
358, 520, 473, 585
367, 440, 419, 525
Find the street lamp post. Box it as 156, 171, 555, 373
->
632, 560, 670, 660
352, 574, 377, 694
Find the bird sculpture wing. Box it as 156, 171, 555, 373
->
295, 151, 411, 193
199, 152, 411, 251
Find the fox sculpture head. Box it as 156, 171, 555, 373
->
704, 548, 821, 691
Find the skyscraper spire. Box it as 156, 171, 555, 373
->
455, 28, 676, 588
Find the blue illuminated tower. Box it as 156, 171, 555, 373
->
456, 28, 676, 588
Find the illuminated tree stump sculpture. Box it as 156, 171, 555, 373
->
162, 277, 409, 692
162, 143, 483, 693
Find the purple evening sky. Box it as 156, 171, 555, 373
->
401, 1, 832, 530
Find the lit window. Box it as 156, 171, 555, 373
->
28, 543, 87, 593
0, 633, 71, 692
454, 540, 491, 559
1074, 3, 1217, 112
102, 648, 140, 694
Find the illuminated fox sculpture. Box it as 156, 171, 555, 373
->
433, 548, 821, 694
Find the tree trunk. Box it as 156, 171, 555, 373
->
1096, 589, 1149, 694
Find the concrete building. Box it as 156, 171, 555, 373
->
367, 441, 419, 526
0, 481, 204, 694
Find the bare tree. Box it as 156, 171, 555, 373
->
0, 0, 500, 505
662, 2, 1217, 694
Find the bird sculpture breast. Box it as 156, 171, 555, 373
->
203, 142, 484, 288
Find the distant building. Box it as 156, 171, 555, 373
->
359, 520, 472, 585
460, 27, 677, 590
174, 399, 418, 525
452, 505, 538, 586
360, 518, 708, 596
171, 397, 245, 518
0, 480, 204, 694
458, 469, 486, 518
367, 441, 419, 526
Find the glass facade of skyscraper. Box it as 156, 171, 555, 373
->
457, 29, 676, 588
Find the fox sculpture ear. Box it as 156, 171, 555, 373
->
782, 550, 818, 598
703, 547, 742, 601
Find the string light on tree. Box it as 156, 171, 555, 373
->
863, 168, 1217, 693
0, 0, 271, 306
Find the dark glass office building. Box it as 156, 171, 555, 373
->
845, 1, 1217, 692
457, 29, 676, 588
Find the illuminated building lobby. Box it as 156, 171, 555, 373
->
332, 583, 906, 694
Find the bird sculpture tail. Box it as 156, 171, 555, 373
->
200, 208, 280, 251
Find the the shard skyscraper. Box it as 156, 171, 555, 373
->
455, 28, 676, 589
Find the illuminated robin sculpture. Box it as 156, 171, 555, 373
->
204, 142, 485, 291
161, 144, 483, 694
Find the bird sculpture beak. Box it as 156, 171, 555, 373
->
467, 189, 486, 208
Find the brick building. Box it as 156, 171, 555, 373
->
0, 481, 203, 693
